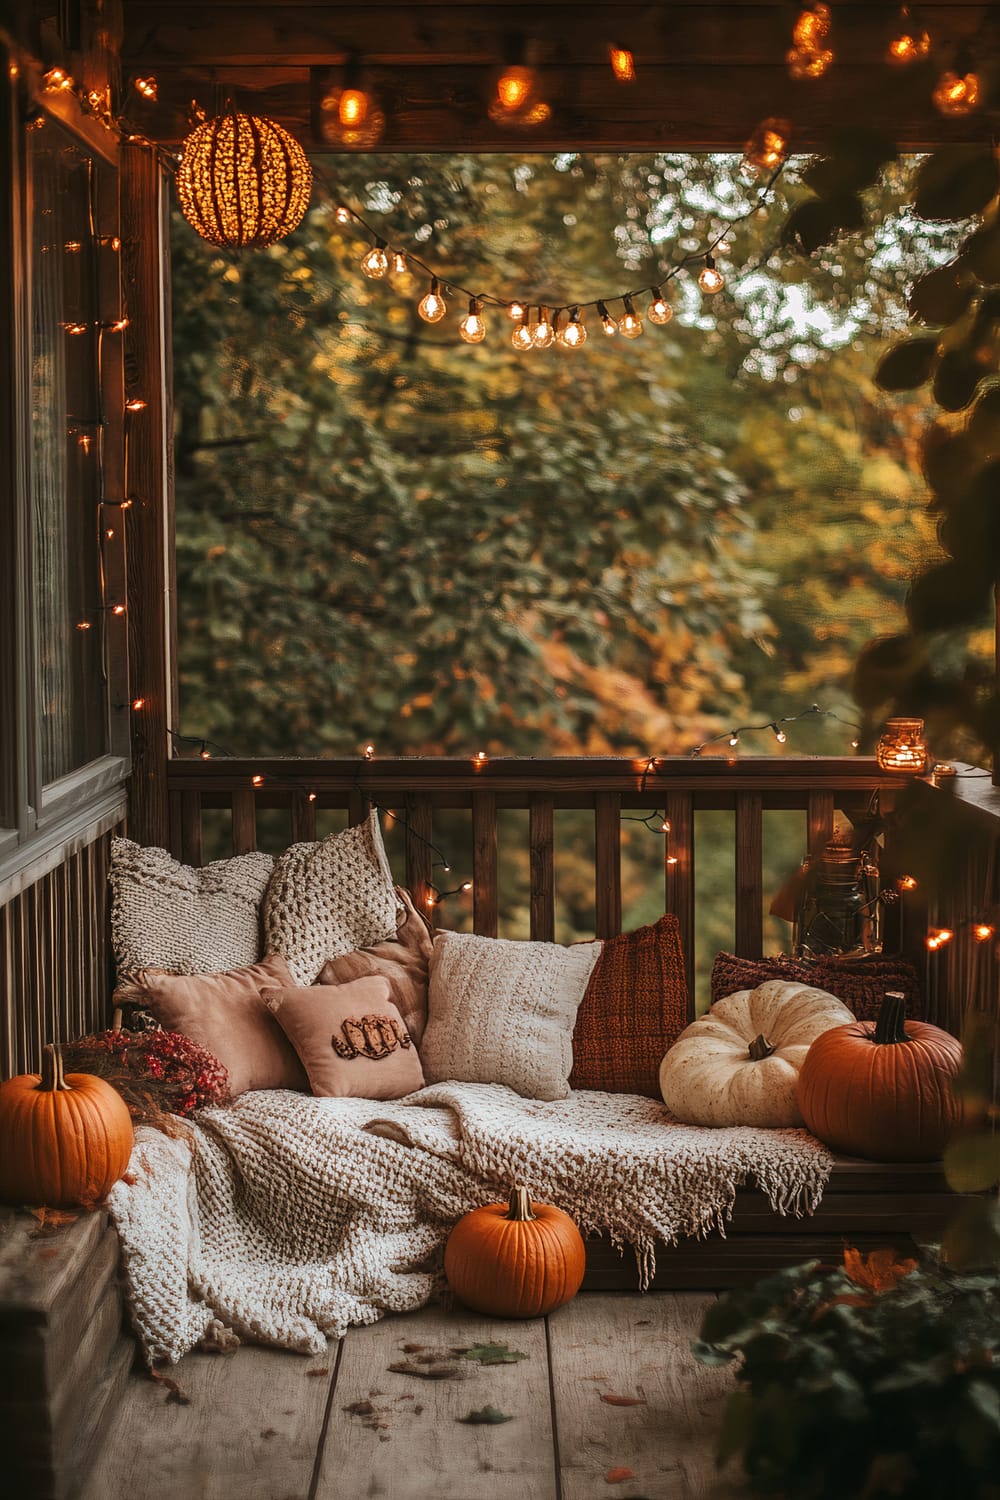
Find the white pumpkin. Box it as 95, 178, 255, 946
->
659, 980, 855, 1128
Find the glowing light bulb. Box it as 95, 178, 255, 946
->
533, 306, 554, 348
474, 751, 488, 768
105, 528, 114, 539
308, 791, 317, 802
851, 738, 860, 750
76, 620, 92, 631
425, 893, 437, 908
199, 747, 211, 759
743, 117, 791, 174
335, 206, 352, 225
511, 312, 534, 352
461, 881, 473, 893
339, 88, 369, 128
125, 398, 147, 412
459, 298, 487, 344
772, 724, 787, 744
974, 922, 996, 943
620, 295, 643, 339
558, 307, 587, 347
111, 603, 126, 616
648, 289, 673, 325
925, 927, 954, 951
609, 47, 636, 83
699, 256, 724, 295
418, 278, 447, 323
787, 45, 834, 79
361, 240, 389, 278
597, 300, 618, 337
666, 855, 679, 865
933, 70, 980, 116
887, 9, 930, 67
897, 875, 919, 892
391, 251, 409, 277
251, 774, 264, 787
508, 301, 526, 321
134, 76, 158, 99
661, 819, 671, 833
496, 65, 535, 112
363, 743, 375, 759
63, 322, 88, 335
728, 732, 740, 748
131, 696, 146, 711
43, 67, 74, 92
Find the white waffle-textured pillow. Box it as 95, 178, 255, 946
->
262, 809, 401, 986
421, 930, 602, 1101
110, 838, 275, 977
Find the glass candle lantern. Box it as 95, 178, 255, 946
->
876, 718, 928, 774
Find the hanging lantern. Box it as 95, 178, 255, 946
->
175, 111, 312, 248
876, 717, 929, 774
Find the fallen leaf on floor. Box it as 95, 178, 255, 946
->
402, 1342, 429, 1353
605, 1467, 636, 1484
396, 1393, 414, 1401
306, 1367, 329, 1378
260, 1429, 277, 1440
414, 1404, 424, 1415
28, 1206, 79, 1237
458, 1406, 514, 1425
388, 1359, 463, 1380
635, 1319, 651, 1326
600, 1394, 646, 1407
344, 1400, 374, 1417
149, 1368, 191, 1405
458, 1342, 528, 1366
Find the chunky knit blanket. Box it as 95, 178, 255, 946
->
108, 1083, 834, 1365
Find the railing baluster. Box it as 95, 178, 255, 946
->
665, 792, 695, 1017
348, 789, 368, 827
530, 796, 555, 942
291, 790, 317, 845
472, 790, 498, 938
180, 791, 203, 868
168, 789, 183, 859
735, 792, 764, 958
405, 793, 434, 923
231, 789, 257, 853
594, 791, 622, 939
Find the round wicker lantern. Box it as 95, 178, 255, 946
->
175, 111, 312, 248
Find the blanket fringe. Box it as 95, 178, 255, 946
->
199, 1317, 240, 1354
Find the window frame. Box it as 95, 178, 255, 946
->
0, 53, 129, 890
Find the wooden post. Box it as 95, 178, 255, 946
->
121, 142, 175, 848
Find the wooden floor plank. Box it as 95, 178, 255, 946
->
548, 1292, 744, 1500
79, 1341, 337, 1500
315, 1303, 556, 1500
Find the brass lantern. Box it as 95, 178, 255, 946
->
175, 111, 312, 248
876, 718, 929, 775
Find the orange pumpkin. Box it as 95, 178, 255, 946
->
444, 1185, 586, 1318
0, 1043, 134, 1208
797, 991, 962, 1161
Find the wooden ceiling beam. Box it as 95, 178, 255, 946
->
130, 63, 988, 150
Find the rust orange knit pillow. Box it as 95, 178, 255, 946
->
570, 914, 689, 1098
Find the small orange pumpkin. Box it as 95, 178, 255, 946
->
797, 991, 962, 1161
0, 1043, 134, 1208
444, 1185, 586, 1318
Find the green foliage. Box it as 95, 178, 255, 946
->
693, 1255, 1000, 1499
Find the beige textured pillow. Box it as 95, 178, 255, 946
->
263, 809, 400, 986
422, 931, 602, 1101
317, 887, 433, 1045
138, 955, 308, 1097
110, 837, 274, 977
263, 977, 425, 1100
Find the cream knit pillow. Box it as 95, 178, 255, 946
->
421, 931, 602, 1101
110, 838, 275, 977
262, 809, 401, 986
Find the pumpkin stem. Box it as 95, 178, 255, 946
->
506, 1186, 537, 1222
38, 1043, 72, 1092
873, 992, 910, 1045
747, 1033, 777, 1062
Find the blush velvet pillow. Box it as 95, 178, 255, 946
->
262, 977, 425, 1100
570, 913, 689, 1098
316, 888, 433, 1045
421, 931, 602, 1101
137, 954, 308, 1097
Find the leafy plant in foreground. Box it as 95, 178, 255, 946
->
693, 1249, 1000, 1500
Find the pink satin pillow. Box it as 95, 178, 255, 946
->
262, 977, 425, 1100
138, 954, 308, 1097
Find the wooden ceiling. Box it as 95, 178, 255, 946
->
119, 2, 996, 150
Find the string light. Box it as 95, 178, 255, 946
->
125, 398, 147, 412
473, 751, 489, 769
507, 301, 526, 321
63, 322, 89, 336
648, 289, 672, 326
110, 603, 126, 616
973, 922, 996, 943
43, 67, 74, 92
307, 791, 317, 802
131, 697, 146, 711
597, 300, 619, 337
418, 277, 447, 323
926, 927, 954, 951
691, 704, 862, 758
728, 731, 740, 748
886, 9, 930, 66
251, 774, 264, 787
620, 295, 643, 339
772, 724, 787, 744
75, 621, 92, 631
787, 3, 834, 78
609, 47, 636, 83
533, 306, 555, 348
361, 239, 389, 279
742, 118, 791, 175
897, 875, 919, 892
335, 206, 352, 225
133, 76, 158, 100
558, 306, 587, 348
511, 311, 535, 352
932, 68, 980, 116
363, 743, 376, 759
459, 297, 487, 344
698, 256, 724, 295
391, 251, 409, 278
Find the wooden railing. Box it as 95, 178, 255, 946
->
165, 754, 922, 1012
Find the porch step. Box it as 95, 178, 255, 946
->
0, 1205, 135, 1500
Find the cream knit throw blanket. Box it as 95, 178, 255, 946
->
108, 1083, 834, 1365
